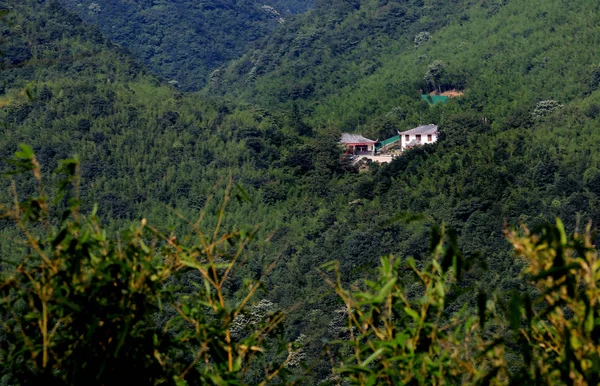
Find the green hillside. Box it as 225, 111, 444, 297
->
3, 0, 600, 383
217, 0, 600, 133
211, 0, 600, 253
212, 0, 600, 377
55, 0, 312, 91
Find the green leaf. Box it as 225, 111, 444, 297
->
404, 307, 419, 322
380, 256, 391, 275
585, 312, 594, 334
393, 332, 409, 348
234, 182, 252, 203
556, 217, 567, 245
139, 240, 150, 254
319, 260, 339, 272
373, 278, 396, 303
362, 348, 385, 367
179, 258, 200, 270
336, 365, 374, 375
23, 312, 39, 321
17, 144, 34, 159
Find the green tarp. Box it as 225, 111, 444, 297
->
375, 135, 400, 150
421, 94, 449, 105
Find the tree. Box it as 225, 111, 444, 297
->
414, 31, 431, 48
532, 100, 563, 119
424, 60, 446, 92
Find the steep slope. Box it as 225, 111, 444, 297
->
0, 0, 298, 238
5, 0, 600, 383
208, 2, 600, 377
210, 0, 600, 255
56, 0, 312, 91
217, 0, 600, 134
0, 3, 387, 381
214, 0, 479, 111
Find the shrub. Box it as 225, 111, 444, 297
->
532, 100, 563, 119
414, 31, 431, 48
0, 146, 290, 385
328, 220, 600, 384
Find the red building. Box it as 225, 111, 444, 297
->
340, 133, 378, 155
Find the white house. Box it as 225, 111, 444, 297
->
399, 124, 439, 150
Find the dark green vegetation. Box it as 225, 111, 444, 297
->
5, 150, 600, 385
218, 0, 600, 135
332, 220, 600, 385
57, 0, 312, 91
3, 0, 600, 383
0, 150, 291, 385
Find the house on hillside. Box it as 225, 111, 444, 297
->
399, 124, 439, 150
340, 133, 378, 155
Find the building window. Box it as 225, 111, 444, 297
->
427, 134, 432, 142
405, 135, 409, 142
416, 134, 421, 142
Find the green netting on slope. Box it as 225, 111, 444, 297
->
421, 95, 449, 105
376, 135, 400, 150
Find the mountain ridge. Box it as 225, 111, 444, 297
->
57, 0, 313, 91
215, 0, 600, 137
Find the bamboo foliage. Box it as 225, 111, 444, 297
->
0, 147, 289, 385
505, 220, 600, 385
328, 220, 600, 385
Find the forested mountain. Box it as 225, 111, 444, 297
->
213, 0, 600, 378
217, 0, 600, 133
214, 0, 475, 108
212, 0, 600, 255
3, 0, 600, 384
57, 0, 312, 91
0, 5, 381, 380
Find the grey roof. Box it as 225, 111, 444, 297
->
340, 133, 377, 144
406, 139, 421, 147
399, 124, 438, 136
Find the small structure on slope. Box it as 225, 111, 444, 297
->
421, 94, 449, 105
340, 133, 378, 155
375, 135, 401, 153
399, 124, 439, 150
421, 89, 464, 105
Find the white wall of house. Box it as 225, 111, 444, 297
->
400, 132, 438, 150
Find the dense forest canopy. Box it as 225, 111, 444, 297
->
217, 0, 600, 135
56, 0, 313, 91
2, 0, 600, 384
